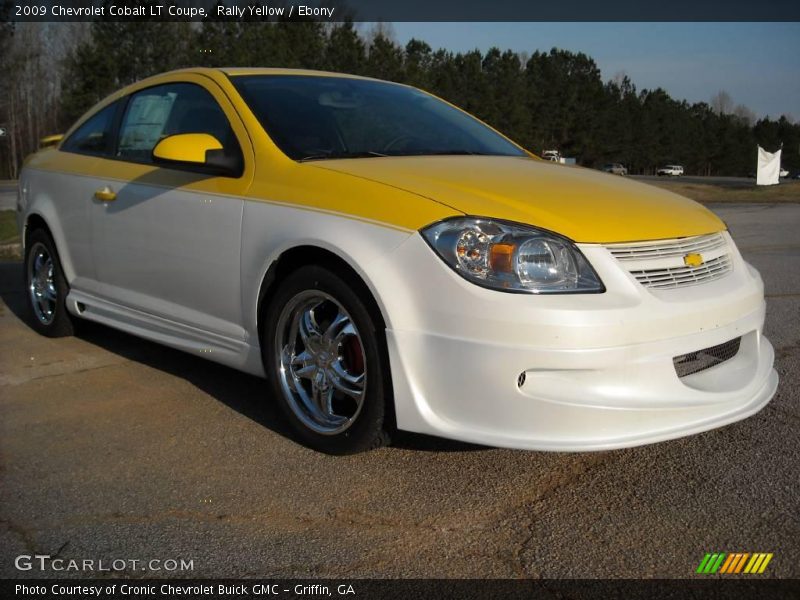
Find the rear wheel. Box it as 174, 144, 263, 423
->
262, 265, 392, 454
24, 228, 75, 337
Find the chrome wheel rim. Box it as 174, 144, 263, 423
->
275, 291, 367, 435
27, 242, 57, 325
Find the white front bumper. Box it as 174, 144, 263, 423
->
370, 231, 778, 451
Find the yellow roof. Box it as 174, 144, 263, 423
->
218, 67, 379, 81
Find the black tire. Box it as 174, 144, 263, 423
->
24, 227, 76, 338
262, 265, 392, 454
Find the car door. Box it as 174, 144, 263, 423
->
87, 75, 254, 341
31, 100, 123, 287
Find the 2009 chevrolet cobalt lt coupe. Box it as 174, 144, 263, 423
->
17, 68, 777, 453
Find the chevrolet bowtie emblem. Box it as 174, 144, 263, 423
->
684, 253, 704, 267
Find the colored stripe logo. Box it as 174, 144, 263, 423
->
696, 552, 773, 574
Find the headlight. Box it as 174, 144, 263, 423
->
421, 217, 604, 294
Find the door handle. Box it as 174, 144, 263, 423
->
94, 186, 116, 202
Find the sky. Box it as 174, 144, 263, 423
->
386, 22, 800, 120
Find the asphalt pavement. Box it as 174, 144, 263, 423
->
0, 203, 798, 579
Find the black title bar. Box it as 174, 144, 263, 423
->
3, 0, 800, 22
3, 579, 800, 600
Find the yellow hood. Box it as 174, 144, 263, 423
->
310, 156, 724, 243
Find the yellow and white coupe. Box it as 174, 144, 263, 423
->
17, 68, 777, 453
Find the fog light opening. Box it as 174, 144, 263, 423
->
76, 302, 86, 314
517, 372, 526, 388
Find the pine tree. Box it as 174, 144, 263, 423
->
325, 22, 366, 75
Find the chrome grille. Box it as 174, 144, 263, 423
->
607, 233, 732, 289
673, 337, 741, 378
628, 255, 732, 289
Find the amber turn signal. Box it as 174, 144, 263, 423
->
489, 243, 515, 273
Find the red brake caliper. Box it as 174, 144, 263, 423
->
342, 336, 365, 375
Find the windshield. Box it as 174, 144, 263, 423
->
231, 75, 527, 161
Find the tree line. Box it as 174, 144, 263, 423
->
1, 16, 797, 179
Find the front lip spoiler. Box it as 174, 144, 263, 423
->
523, 368, 778, 452
400, 367, 779, 453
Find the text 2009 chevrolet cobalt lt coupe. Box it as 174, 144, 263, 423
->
17, 68, 777, 453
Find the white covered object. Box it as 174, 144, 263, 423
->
756, 146, 781, 186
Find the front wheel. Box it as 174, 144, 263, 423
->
262, 265, 392, 454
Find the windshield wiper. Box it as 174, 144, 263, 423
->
298, 151, 388, 162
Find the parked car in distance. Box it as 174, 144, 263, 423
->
17, 68, 777, 454
657, 164, 684, 176
779, 168, 789, 178
602, 163, 627, 175
542, 149, 561, 162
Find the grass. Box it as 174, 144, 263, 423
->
644, 179, 800, 203
0, 210, 21, 260
0, 210, 20, 244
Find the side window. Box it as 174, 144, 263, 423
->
62, 102, 118, 156
116, 83, 242, 172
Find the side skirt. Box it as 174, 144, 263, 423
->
66, 289, 266, 377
